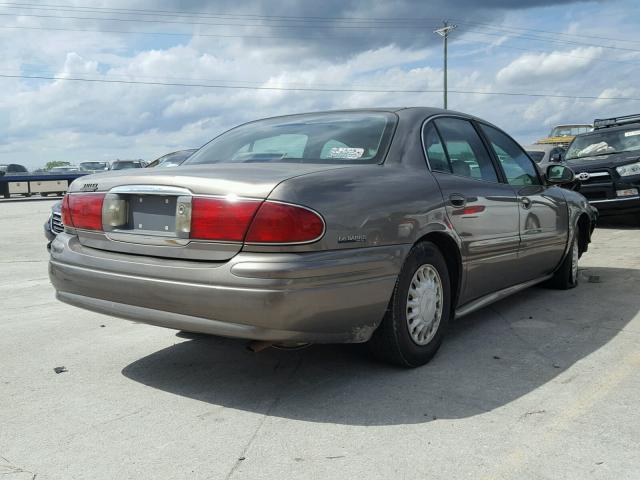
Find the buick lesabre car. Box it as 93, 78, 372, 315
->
49, 108, 597, 367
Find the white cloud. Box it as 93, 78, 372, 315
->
496, 47, 603, 85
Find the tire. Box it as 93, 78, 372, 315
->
368, 241, 451, 367
546, 231, 580, 289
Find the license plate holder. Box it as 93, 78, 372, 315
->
129, 195, 177, 234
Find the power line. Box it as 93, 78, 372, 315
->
2, 72, 639, 102
0, 11, 440, 30
2, 22, 639, 67
452, 19, 640, 46
0, 9, 640, 57
3, 9, 640, 55
2, 1, 640, 45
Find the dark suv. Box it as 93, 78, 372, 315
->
565, 114, 640, 219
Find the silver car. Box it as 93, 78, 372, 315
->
49, 108, 597, 367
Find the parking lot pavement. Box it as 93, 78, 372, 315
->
0, 199, 638, 480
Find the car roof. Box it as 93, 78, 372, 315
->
579, 121, 640, 137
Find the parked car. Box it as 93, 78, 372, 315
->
79, 161, 110, 173
44, 200, 63, 242
565, 114, 640, 220
48, 166, 81, 173
146, 149, 197, 168
49, 108, 597, 367
524, 144, 566, 170
111, 160, 146, 170
536, 124, 593, 148
0, 163, 28, 175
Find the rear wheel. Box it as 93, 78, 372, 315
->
547, 231, 580, 289
368, 241, 451, 367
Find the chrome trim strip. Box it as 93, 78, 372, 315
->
109, 185, 192, 196
589, 196, 639, 204
105, 232, 191, 246
455, 274, 553, 318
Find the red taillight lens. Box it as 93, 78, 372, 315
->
190, 197, 262, 241
245, 202, 324, 244
61, 193, 105, 231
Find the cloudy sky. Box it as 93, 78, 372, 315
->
1, 0, 640, 169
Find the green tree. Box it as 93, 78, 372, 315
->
45, 161, 70, 170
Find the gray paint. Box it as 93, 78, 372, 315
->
50, 107, 597, 343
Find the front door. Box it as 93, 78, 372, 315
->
423, 118, 522, 304
478, 123, 568, 281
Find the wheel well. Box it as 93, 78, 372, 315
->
415, 232, 462, 309
577, 213, 591, 255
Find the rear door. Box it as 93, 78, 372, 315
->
423, 117, 521, 304
478, 123, 568, 282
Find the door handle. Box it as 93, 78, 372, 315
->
449, 194, 466, 208
520, 197, 532, 209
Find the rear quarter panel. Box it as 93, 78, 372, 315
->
244, 164, 456, 253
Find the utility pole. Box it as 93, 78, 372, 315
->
434, 21, 457, 109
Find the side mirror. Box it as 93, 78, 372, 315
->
546, 164, 575, 184
550, 152, 562, 163
0, 170, 5, 177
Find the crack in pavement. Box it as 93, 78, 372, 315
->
223, 354, 304, 480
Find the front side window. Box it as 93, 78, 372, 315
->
186, 112, 397, 165
481, 124, 541, 186
433, 118, 498, 182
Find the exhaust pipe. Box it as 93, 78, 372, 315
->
247, 340, 274, 353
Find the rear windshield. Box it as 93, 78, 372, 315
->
185, 112, 397, 165
526, 151, 545, 163
549, 125, 592, 137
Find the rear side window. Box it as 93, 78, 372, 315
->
480, 124, 541, 186
433, 118, 498, 182
186, 112, 397, 165
422, 123, 450, 172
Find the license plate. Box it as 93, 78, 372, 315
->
130, 195, 177, 233
616, 188, 639, 197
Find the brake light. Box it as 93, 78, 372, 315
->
190, 197, 262, 241
245, 202, 325, 244
61, 193, 105, 230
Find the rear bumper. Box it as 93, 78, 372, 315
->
49, 234, 407, 343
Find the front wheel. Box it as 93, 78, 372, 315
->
546, 232, 579, 289
368, 241, 451, 367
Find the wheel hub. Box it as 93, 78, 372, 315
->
406, 264, 444, 346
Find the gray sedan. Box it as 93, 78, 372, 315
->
49, 108, 597, 367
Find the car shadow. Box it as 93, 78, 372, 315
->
597, 214, 639, 229
122, 266, 638, 426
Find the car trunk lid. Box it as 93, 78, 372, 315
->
68, 163, 346, 261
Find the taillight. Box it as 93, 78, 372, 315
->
245, 201, 325, 244
61, 193, 105, 231
190, 197, 262, 241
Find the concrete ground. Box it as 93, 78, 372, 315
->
1, 198, 639, 480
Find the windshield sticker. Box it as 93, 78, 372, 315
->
624, 130, 640, 137
329, 147, 365, 159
